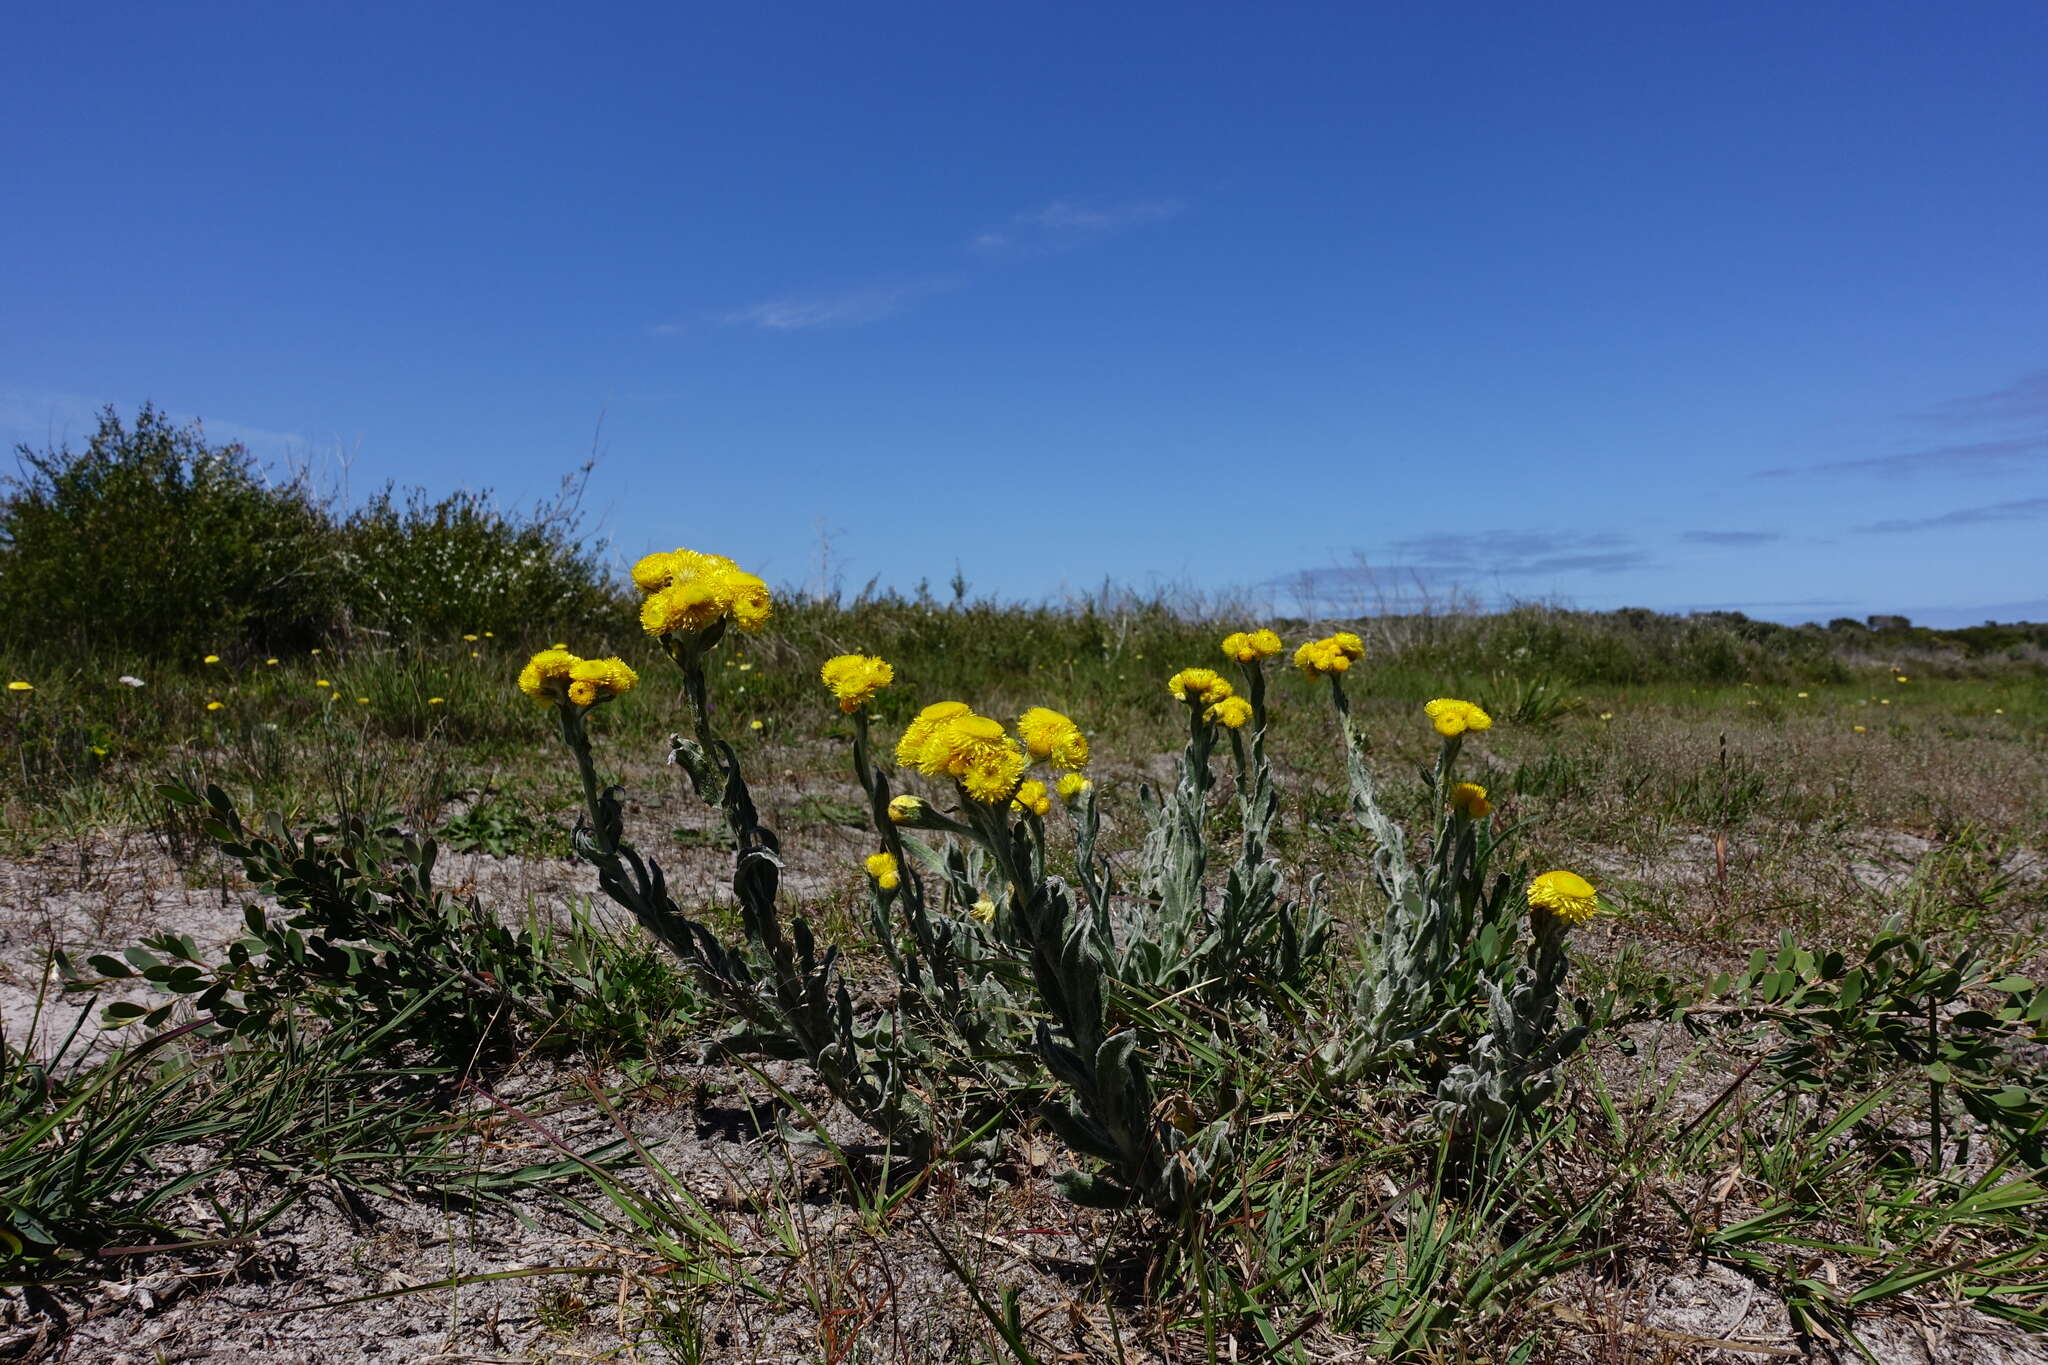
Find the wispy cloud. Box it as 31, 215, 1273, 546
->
1903, 369, 2048, 427
0, 387, 307, 460
1762, 367, 2048, 478
970, 197, 1185, 256
1681, 529, 1784, 546
1268, 531, 1655, 613
719, 277, 958, 332
1855, 495, 2048, 535
644, 321, 687, 338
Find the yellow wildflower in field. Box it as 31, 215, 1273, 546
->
206, 700, 224, 711
265, 658, 279, 666
1527, 870, 1600, 925
1056, 771, 1092, 801
463, 634, 478, 643
315, 679, 331, 688
1017, 706, 1089, 769
1012, 780, 1051, 817
888, 795, 926, 824
750, 719, 764, 731
1293, 632, 1366, 676
641, 565, 773, 638
6, 681, 30, 693
204, 654, 220, 664
1425, 698, 1493, 736
1206, 695, 1253, 729
970, 896, 996, 923
428, 697, 445, 705
904, 708, 1027, 803
864, 851, 900, 891
896, 701, 972, 768
517, 648, 581, 705
1221, 628, 1284, 663
568, 656, 639, 707
1853, 724, 1867, 732
820, 654, 894, 712
1450, 782, 1492, 818
1166, 668, 1234, 706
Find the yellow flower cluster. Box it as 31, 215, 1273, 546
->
1450, 782, 1492, 818
1166, 668, 1234, 706
1206, 695, 1253, 729
5, 681, 30, 693
1527, 870, 1600, 925
864, 851, 900, 891
1017, 706, 1089, 770
1424, 698, 1492, 736
897, 702, 1028, 803
519, 649, 638, 708
634, 548, 773, 638
1056, 771, 1091, 801
1220, 628, 1284, 663
1012, 779, 1052, 817
1294, 632, 1366, 676
820, 654, 894, 713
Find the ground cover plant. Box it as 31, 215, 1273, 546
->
0, 499, 2045, 1359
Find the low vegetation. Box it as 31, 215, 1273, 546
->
1, 415, 2045, 1361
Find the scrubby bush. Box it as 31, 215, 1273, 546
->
0, 404, 338, 657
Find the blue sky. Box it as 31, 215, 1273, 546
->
5, 2, 2045, 626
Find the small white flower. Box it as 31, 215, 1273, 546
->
118, 676, 146, 688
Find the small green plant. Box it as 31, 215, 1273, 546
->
438, 796, 563, 857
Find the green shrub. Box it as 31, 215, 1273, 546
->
0, 404, 338, 656
335, 472, 618, 639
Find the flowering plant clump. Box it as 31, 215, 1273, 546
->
1165, 667, 1234, 706
634, 547, 773, 639
1017, 706, 1089, 770
1424, 697, 1493, 736
1221, 628, 1284, 663
898, 704, 1028, 803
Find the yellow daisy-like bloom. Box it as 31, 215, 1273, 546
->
1221, 628, 1285, 663
518, 648, 582, 704
1294, 632, 1366, 676
1206, 695, 1254, 729
896, 701, 972, 769
1012, 780, 1051, 817
1450, 782, 1492, 818
6, 681, 30, 693
969, 896, 996, 924
568, 656, 639, 706
1017, 706, 1090, 769
1056, 771, 1092, 801
315, 679, 331, 688
636, 551, 773, 637
1527, 870, 1600, 926
356, 696, 370, 705
203, 654, 220, 664
749, 719, 764, 731
640, 577, 727, 637
820, 654, 894, 713
911, 711, 1029, 803
1424, 698, 1493, 737
427, 697, 445, 705
205, 700, 224, 711
462, 633, 478, 643
1166, 668, 1234, 706
887, 795, 926, 824
630, 551, 678, 593
864, 851, 900, 892
265, 658, 279, 666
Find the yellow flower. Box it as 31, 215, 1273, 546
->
265, 658, 279, 666
6, 681, 30, 693
1896, 675, 1909, 683
749, 719, 764, 731
640, 577, 726, 637
1206, 695, 1253, 729
908, 710, 1028, 803
1056, 771, 1092, 801
888, 795, 926, 824
517, 648, 581, 704
1796, 691, 1808, 699
568, 656, 639, 706
896, 701, 972, 768
462, 633, 478, 643
310, 648, 322, 656
1599, 711, 1614, 722
203, 654, 220, 664
205, 700, 224, 712
428, 697, 445, 705
1221, 628, 1285, 663
1166, 668, 1234, 706
1012, 780, 1051, 817
1424, 698, 1493, 737
1853, 724, 1867, 732
315, 679, 331, 688
639, 559, 774, 638
864, 851, 900, 892
1450, 782, 1491, 818
631, 551, 679, 593
1293, 633, 1365, 676
820, 654, 894, 712
1017, 706, 1089, 769
356, 696, 370, 705
484, 631, 494, 638
969, 896, 996, 924
1527, 870, 1600, 926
